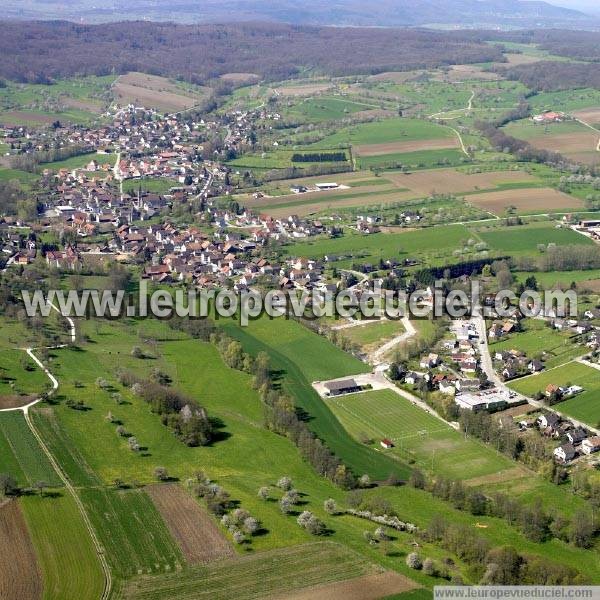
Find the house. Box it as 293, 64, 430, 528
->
419, 353, 439, 369
528, 359, 544, 373
323, 378, 360, 397
538, 413, 560, 430
581, 436, 600, 455
380, 438, 394, 449
567, 428, 587, 445
553, 443, 576, 463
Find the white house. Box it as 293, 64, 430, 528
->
581, 437, 600, 455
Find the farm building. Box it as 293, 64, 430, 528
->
532, 111, 565, 124
455, 389, 508, 412
323, 378, 360, 396
315, 182, 339, 190
380, 438, 394, 449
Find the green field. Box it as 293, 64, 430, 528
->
340, 319, 405, 349
504, 119, 587, 141
120, 541, 377, 600
514, 269, 600, 289
285, 96, 375, 122
283, 224, 474, 267
358, 149, 467, 170
0, 348, 49, 396
20, 493, 105, 600
475, 222, 593, 253
311, 118, 454, 148
510, 362, 600, 428
0, 411, 61, 487
326, 389, 516, 480
80, 487, 183, 578
489, 319, 585, 369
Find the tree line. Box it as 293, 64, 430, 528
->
291, 152, 347, 163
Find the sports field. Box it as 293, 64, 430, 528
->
326, 389, 520, 480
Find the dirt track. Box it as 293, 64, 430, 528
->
0, 501, 42, 600
146, 484, 234, 564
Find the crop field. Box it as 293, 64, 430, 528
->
529, 89, 600, 114
20, 494, 105, 600
113, 73, 209, 113
572, 107, 600, 128
219, 73, 260, 85
489, 319, 585, 369
466, 187, 582, 215
228, 148, 350, 171
474, 222, 593, 253
249, 188, 417, 218
311, 118, 454, 149
358, 149, 467, 170
327, 389, 520, 481
0, 411, 61, 487
514, 269, 600, 289
386, 168, 539, 196
282, 224, 473, 267
510, 362, 600, 428
274, 83, 334, 96
120, 541, 383, 600
80, 487, 183, 578
504, 119, 600, 165
145, 484, 233, 565
0, 500, 42, 600
284, 96, 376, 122
355, 138, 459, 157
0, 75, 113, 125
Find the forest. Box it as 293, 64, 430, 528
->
0, 21, 505, 83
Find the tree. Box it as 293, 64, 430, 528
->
243, 516, 259, 535
131, 346, 144, 359
569, 510, 596, 548
154, 467, 169, 481
323, 498, 338, 515
283, 489, 300, 505
258, 486, 270, 501
34, 480, 48, 497
297, 511, 313, 528
232, 530, 245, 544
0, 474, 19, 497
374, 526, 388, 541
279, 497, 292, 514
305, 515, 326, 536
422, 558, 436, 576
358, 474, 371, 488
409, 468, 426, 489
277, 476, 292, 491
406, 552, 422, 570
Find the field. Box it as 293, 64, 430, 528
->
145, 484, 233, 565
340, 319, 405, 352
504, 119, 600, 165
120, 541, 392, 600
386, 168, 539, 196
80, 487, 184, 578
475, 222, 594, 253
489, 319, 585, 369
355, 138, 459, 157
284, 96, 376, 122
282, 224, 474, 268
20, 494, 105, 600
326, 389, 521, 481
466, 187, 583, 216
0, 411, 61, 487
113, 73, 209, 113
0, 348, 49, 401
514, 269, 600, 289
510, 362, 600, 428
0, 500, 42, 600
0, 75, 113, 125
275, 83, 333, 96
358, 149, 467, 170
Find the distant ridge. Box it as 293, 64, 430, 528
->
4, 0, 596, 29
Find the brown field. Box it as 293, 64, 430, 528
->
367, 71, 424, 83
355, 138, 458, 157
0, 395, 35, 409
503, 53, 543, 66
62, 97, 104, 112
354, 109, 396, 119
579, 279, 600, 292
0, 111, 56, 125
386, 168, 538, 196
113, 73, 207, 113
467, 187, 582, 215
527, 131, 600, 163
276, 83, 333, 97
219, 73, 260, 84
0, 501, 42, 600
443, 65, 500, 82
272, 571, 417, 600
572, 108, 600, 124
146, 484, 233, 564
